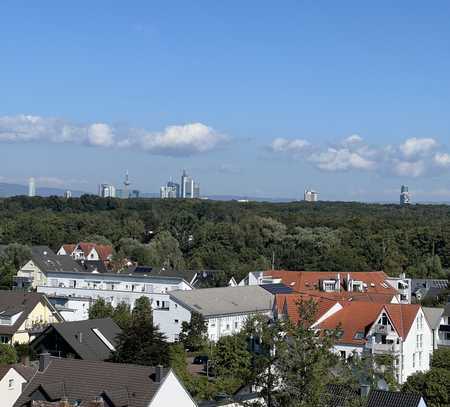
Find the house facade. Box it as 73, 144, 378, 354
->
0, 292, 63, 345
438, 303, 450, 346
154, 286, 274, 342
37, 270, 193, 321
0, 365, 36, 407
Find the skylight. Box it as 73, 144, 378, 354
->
92, 328, 115, 351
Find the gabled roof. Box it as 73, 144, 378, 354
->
14, 358, 172, 407
367, 389, 424, 407
31, 318, 122, 361
170, 286, 274, 317
0, 364, 37, 382
262, 270, 399, 300
75, 243, 113, 261
125, 265, 198, 283
0, 291, 61, 336
61, 244, 76, 255
28, 246, 82, 273
317, 302, 421, 345
275, 293, 341, 326
422, 307, 444, 330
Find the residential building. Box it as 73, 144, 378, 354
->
14, 246, 82, 290
313, 301, 432, 383
400, 185, 411, 205
240, 270, 410, 304
28, 178, 36, 197
14, 355, 197, 407
36, 269, 193, 322
0, 292, 63, 345
57, 242, 113, 267
64, 190, 72, 199
30, 318, 122, 361
0, 364, 36, 407
154, 286, 274, 342
411, 278, 448, 302
304, 189, 319, 202
438, 303, 450, 346
98, 184, 116, 198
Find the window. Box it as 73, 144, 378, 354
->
354, 331, 365, 340
340, 351, 346, 359
0, 336, 10, 344
226, 324, 230, 330
174, 319, 179, 324
418, 352, 422, 367
412, 353, 416, 368
234, 322, 238, 329
8, 379, 14, 389
416, 335, 420, 348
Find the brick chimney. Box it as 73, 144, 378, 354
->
39, 353, 51, 372
155, 365, 164, 383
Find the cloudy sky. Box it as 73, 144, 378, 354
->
1, 1, 450, 201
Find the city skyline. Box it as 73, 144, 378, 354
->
1, 2, 450, 201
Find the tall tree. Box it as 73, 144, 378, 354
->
88, 298, 114, 320
179, 312, 207, 352
112, 296, 169, 366
0, 344, 17, 364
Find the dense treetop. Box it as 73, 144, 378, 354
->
1, 196, 449, 282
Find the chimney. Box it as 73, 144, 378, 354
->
155, 365, 164, 383
39, 353, 51, 372
360, 384, 370, 398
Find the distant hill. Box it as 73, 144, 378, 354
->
0, 182, 86, 198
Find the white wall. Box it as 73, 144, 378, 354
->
149, 370, 197, 407
0, 368, 28, 407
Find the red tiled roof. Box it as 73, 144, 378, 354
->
95, 244, 113, 261
263, 270, 398, 300
62, 244, 76, 254
317, 302, 420, 345
275, 293, 340, 325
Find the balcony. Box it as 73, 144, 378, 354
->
373, 324, 395, 335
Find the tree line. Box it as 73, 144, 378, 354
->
1, 196, 450, 284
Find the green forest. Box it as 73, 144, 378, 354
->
1, 195, 450, 283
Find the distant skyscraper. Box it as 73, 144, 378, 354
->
181, 170, 194, 198
98, 184, 116, 198
304, 189, 319, 202
193, 182, 200, 198
123, 170, 131, 199
400, 185, 411, 205
160, 180, 180, 199
28, 177, 36, 197
131, 189, 140, 198
64, 190, 72, 199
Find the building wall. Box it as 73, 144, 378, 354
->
332, 344, 364, 359
153, 301, 191, 342
0, 368, 28, 407
12, 301, 59, 344
402, 308, 433, 382
16, 261, 46, 289
149, 370, 197, 407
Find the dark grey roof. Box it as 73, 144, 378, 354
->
326, 384, 359, 407
12, 364, 37, 381
31, 318, 122, 361
422, 307, 444, 330
14, 358, 171, 407
367, 390, 424, 407
411, 278, 448, 292
0, 291, 61, 336
28, 246, 82, 273
77, 259, 108, 273
170, 286, 274, 317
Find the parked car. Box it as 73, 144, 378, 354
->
193, 355, 209, 365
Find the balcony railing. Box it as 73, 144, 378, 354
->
373, 324, 395, 335
366, 341, 401, 354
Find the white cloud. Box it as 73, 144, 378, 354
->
434, 152, 450, 168
309, 148, 376, 171
270, 134, 450, 177
270, 138, 310, 153
399, 137, 437, 158
393, 160, 426, 177
0, 114, 225, 156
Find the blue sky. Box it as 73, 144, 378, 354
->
1, 1, 450, 201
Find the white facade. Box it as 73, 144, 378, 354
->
149, 370, 197, 407
153, 295, 272, 342
0, 368, 29, 407
304, 189, 319, 202
385, 275, 412, 304
37, 271, 193, 321
438, 311, 450, 347
16, 260, 47, 289
364, 307, 432, 384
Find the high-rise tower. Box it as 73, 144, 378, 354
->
123, 170, 131, 199
400, 185, 411, 205
28, 177, 36, 197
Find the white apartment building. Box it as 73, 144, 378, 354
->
313, 301, 432, 384
37, 270, 193, 321
153, 286, 274, 342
